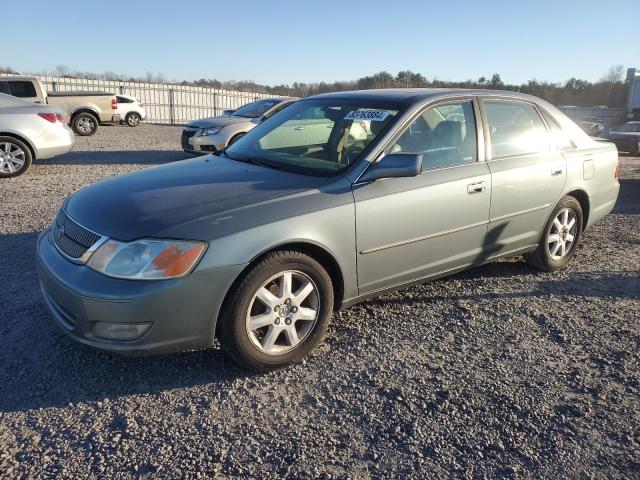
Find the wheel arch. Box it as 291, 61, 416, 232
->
565, 189, 590, 231
216, 240, 345, 336
70, 108, 100, 122
0, 131, 37, 159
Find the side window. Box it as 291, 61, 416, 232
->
540, 109, 574, 150
390, 100, 477, 170
484, 100, 550, 158
116, 96, 131, 103
0, 81, 9, 95
8, 81, 37, 98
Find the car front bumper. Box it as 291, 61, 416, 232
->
182, 129, 228, 154
36, 228, 244, 355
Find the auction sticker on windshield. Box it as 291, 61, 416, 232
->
344, 110, 391, 121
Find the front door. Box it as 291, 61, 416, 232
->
354, 99, 492, 295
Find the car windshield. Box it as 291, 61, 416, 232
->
224, 99, 403, 176
231, 99, 281, 118
620, 123, 640, 132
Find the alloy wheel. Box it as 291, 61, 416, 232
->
245, 270, 320, 355
77, 117, 95, 134
548, 208, 577, 260
0, 142, 26, 174
127, 114, 140, 126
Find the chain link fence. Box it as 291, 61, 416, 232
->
36, 75, 277, 125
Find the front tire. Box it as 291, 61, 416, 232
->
126, 112, 141, 127
524, 196, 583, 272
219, 251, 334, 371
0, 136, 33, 178
72, 112, 98, 136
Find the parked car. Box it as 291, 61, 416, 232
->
37, 89, 619, 371
116, 95, 146, 127
0, 76, 121, 136
578, 120, 605, 137
0, 93, 74, 177
600, 121, 640, 154
181, 98, 295, 154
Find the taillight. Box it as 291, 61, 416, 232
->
112, 98, 117, 109
614, 158, 620, 179
38, 113, 65, 124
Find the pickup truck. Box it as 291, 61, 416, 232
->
0, 76, 121, 136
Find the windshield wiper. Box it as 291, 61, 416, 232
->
224, 153, 284, 171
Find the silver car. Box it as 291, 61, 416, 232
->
0, 93, 74, 177
37, 89, 619, 371
181, 98, 295, 154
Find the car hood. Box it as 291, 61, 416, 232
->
186, 116, 257, 129
64, 156, 331, 242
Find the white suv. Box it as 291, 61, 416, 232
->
116, 95, 147, 127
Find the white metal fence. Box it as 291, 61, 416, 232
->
36, 75, 276, 125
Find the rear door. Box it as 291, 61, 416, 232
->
354, 98, 492, 294
480, 98, 566, 255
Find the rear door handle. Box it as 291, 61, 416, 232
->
551, 166, 564, 176
293, 126, 304, 131
467, 181, 486, 194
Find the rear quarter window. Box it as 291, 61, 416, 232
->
8, 81, 37, 98
540, 109, 575, 150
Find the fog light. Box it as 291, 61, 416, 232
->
92, 322, 152, 340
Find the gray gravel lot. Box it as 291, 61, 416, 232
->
0, 124, 639, 479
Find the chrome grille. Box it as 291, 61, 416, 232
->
52, 210, 101, 260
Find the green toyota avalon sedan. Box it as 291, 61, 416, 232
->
37, 89, 620, 371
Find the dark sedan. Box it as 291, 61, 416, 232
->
601, 121, 640, 154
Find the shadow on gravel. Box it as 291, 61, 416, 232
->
613, 179, 640, 214
365, 261, 640, 308
0, 231, 252, 414
36, 150, 189, 166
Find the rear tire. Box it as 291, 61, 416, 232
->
524, 195, 583, 272
72, 112, 98, 136
219, 250, 334, 372
126, 112, 141, 127
0, 136, 33, 178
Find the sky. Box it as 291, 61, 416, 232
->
3, 0, 638, 86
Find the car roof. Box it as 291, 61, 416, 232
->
305, 88, 542, 105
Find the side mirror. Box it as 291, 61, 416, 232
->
223, 109, 235, 116
359, 153, 422, 182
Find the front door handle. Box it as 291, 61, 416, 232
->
467, 181, 486, 194
293, 126, 304, 131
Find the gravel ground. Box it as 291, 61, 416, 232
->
0, 124, 638, 479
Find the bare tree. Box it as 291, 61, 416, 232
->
600, 65, 625, 84
55, 65, 70, 77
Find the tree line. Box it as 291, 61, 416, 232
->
0, 65, 629, 108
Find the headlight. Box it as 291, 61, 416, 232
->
199, 126, 223, 136
87, 239, 206, 280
